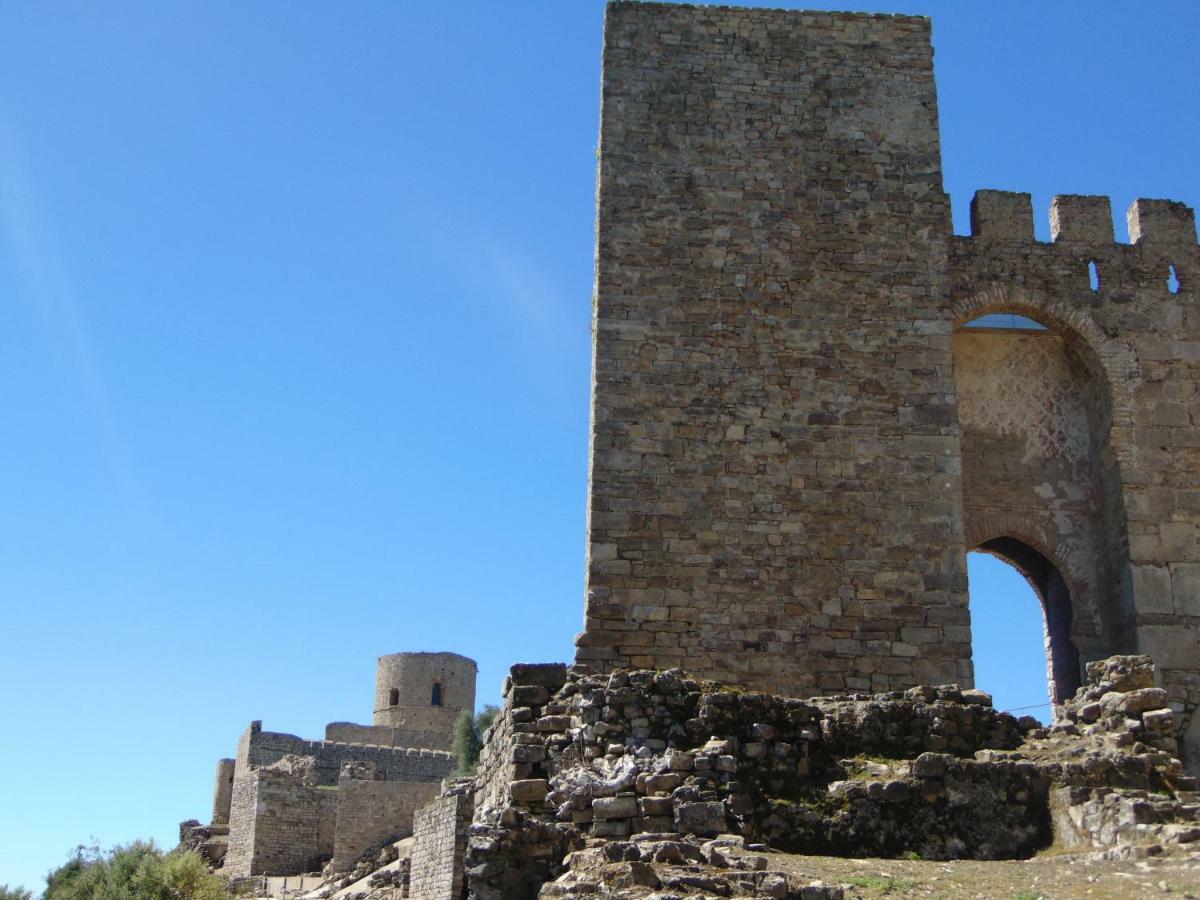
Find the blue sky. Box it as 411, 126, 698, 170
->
0, 1, 1196, 890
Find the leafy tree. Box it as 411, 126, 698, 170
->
44, 841, 229, 900
452, 704, 501, 776
0, 886, 34, 900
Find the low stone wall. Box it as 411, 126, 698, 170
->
409, 787, 473, 900
330, 774, 439, 872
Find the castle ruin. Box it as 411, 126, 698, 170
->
180, 4, 1200, 896
185, 651, 476, 877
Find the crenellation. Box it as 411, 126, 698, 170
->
1128, 198, 1198, 248
1050, 194, 1114, 245
970, 189, 1035, 242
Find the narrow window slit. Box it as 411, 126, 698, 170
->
1168, 264, 1181, 294
1088, 260, 1100, 293
431, 682, 443, 706
388, 688, 399, 706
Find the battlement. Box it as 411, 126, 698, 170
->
1129, 199, 1198, 248
968, 189, 1197, 248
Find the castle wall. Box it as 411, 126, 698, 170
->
324, 721, 454, 753
409, 791, 473, 900
225, 769, 338, 877
330, 775, 439, 872
948, 191, 1199, 760
235, 721, 456, 786
580, 2, 969, 694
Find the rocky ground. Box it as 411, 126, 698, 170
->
704, 846, 1200, 899
534, 832, 1200, 899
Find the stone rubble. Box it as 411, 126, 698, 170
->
458, 655, 1199, 899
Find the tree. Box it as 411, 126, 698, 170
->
452, 704, 501, 776
0, 886, 33, 900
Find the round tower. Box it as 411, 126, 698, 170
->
373, 651, 477, 750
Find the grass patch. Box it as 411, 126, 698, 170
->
843, 874, 916, 894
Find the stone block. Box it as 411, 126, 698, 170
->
1171, 564, 1200, 617
593, 796, 639, 819
674, 801, 727, 837
510, 663, 569, 691
510, 780, 549, 806
1133, 565, 1175, 615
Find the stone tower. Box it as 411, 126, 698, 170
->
577, 1, 1199, 764
373, 651, 477, 749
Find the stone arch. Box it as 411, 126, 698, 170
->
967, 528, 1083, 704
951, 284, 1138, 466
953, 284, 1136, 656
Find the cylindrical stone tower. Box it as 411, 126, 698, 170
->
373, 651, 477, 751
210, 757, 235, 826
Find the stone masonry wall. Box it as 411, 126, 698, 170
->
236, 721, 456, 786
225, 768, 338, 877
325, 722, 455, 753
330, 775, 439, 872
409, 789, 473, 900
949, 192, 1200, 763
580, 2, 970, 694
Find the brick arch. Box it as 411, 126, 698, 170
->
964, 513, 1080, 597
951, 284, 1138, 466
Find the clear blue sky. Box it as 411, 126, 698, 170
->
0, 1, 1195, 891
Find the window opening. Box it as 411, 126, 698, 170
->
1168, 264, 1181, 294
388, 688, 399, 706
431, 683, 443, 706
1088, 260, 1100, 293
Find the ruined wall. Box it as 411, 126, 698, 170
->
949, 191, 1199, 759
225, 768, 338, 877
409, 791, 473, 900
330, 775, 439, 872
373, 652, 476, 746
235, 721, 456, 786
580, 2, 968, 693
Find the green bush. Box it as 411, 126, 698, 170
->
452, 704, 501, 776
44, 841, 230, 900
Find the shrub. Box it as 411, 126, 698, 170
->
0, 886, 33, 900
44, 841, 230, 900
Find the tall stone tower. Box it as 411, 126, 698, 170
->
373, 651, 477, 751
577, 0, 1199, 772
579, 3, 966, 695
